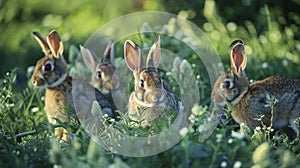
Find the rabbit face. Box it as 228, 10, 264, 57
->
213, 71, 249, 106
93, 63, 117, 94
81, 41, 119, 95
31, 31, 68, 89
134, 67, 166, 106
32, 56, 68, 88
212, 40, 248, 106
124, 37, 169, 107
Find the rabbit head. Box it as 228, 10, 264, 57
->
124, 36, 169, 107
81, 41, 119, 94
212, 40, 249, 107
31, 30, 68, 89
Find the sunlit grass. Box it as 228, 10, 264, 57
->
1, 6, 300, 167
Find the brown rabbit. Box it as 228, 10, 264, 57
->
80, 41, 119, 95
212, 40, 300, 138
31, 30, 116, 142
124, 36, 183, 126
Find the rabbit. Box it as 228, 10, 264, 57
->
31, 30, 116, 142
212, 39, 300, 138
80, 41, 123, 113
80, 41, 120, 95
124, 36, 183, 126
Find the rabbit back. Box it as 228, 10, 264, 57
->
212, 40, 300, 138
233, 76, 300, 129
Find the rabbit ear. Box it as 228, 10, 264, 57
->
47, 30, 63, 59
80, 45, 99, 71
32, 31, 51, 55
124, 40, 143, 72
103, 40, 114, 63
229, 40, 246, 76
146, 36, 160, 69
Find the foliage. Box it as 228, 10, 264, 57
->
1, 0, 300, 167
1, 68, 300, 167
0, 0, 164, 76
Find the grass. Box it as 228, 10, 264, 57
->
1, 7, 300, 167
0, 69, 300, 167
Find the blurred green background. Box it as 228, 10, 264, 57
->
1, 0, 300, 76
1, 1, 300, 167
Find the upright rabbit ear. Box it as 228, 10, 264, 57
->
103, 40, 114, 63
229, 40, 247, 76
146, 36, 160, 69
32, 31, 51, 55
47, 30, 63, 59
80, 45, 99, 71
124, 40, 143, 72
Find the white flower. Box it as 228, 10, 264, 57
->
166, 72, 172, 76
216, 134, 222, 139
31, 107, 39, 113
188, 115, 195, 124
191, 105, 200, 115
231, 131, 244, 139
282, 59, 288, 66
216, 134, 223, 143
226, 22, 237, 32
261, 62, 268, 68
197, 125, 206, 132
220, 161, 227, 167
233, 161, 242, 168
179, 127, 189, 136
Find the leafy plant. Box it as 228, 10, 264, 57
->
2, 1, 300, 166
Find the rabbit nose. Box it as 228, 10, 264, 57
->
33, 80, 38, 86
32, 77, 44, 87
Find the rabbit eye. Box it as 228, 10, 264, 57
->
44, 63, 53, 72
222, 80, 233, 89
139, 79, 145, 88
96, 71, 102, 79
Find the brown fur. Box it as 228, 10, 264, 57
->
81, 43, 121, 113
212, 40, 300, 138
31, 31, 115, 142
45, 77, 73, 141
81, 41, 119, 95
231, 76, 300, 129
124, 37, 183, 126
